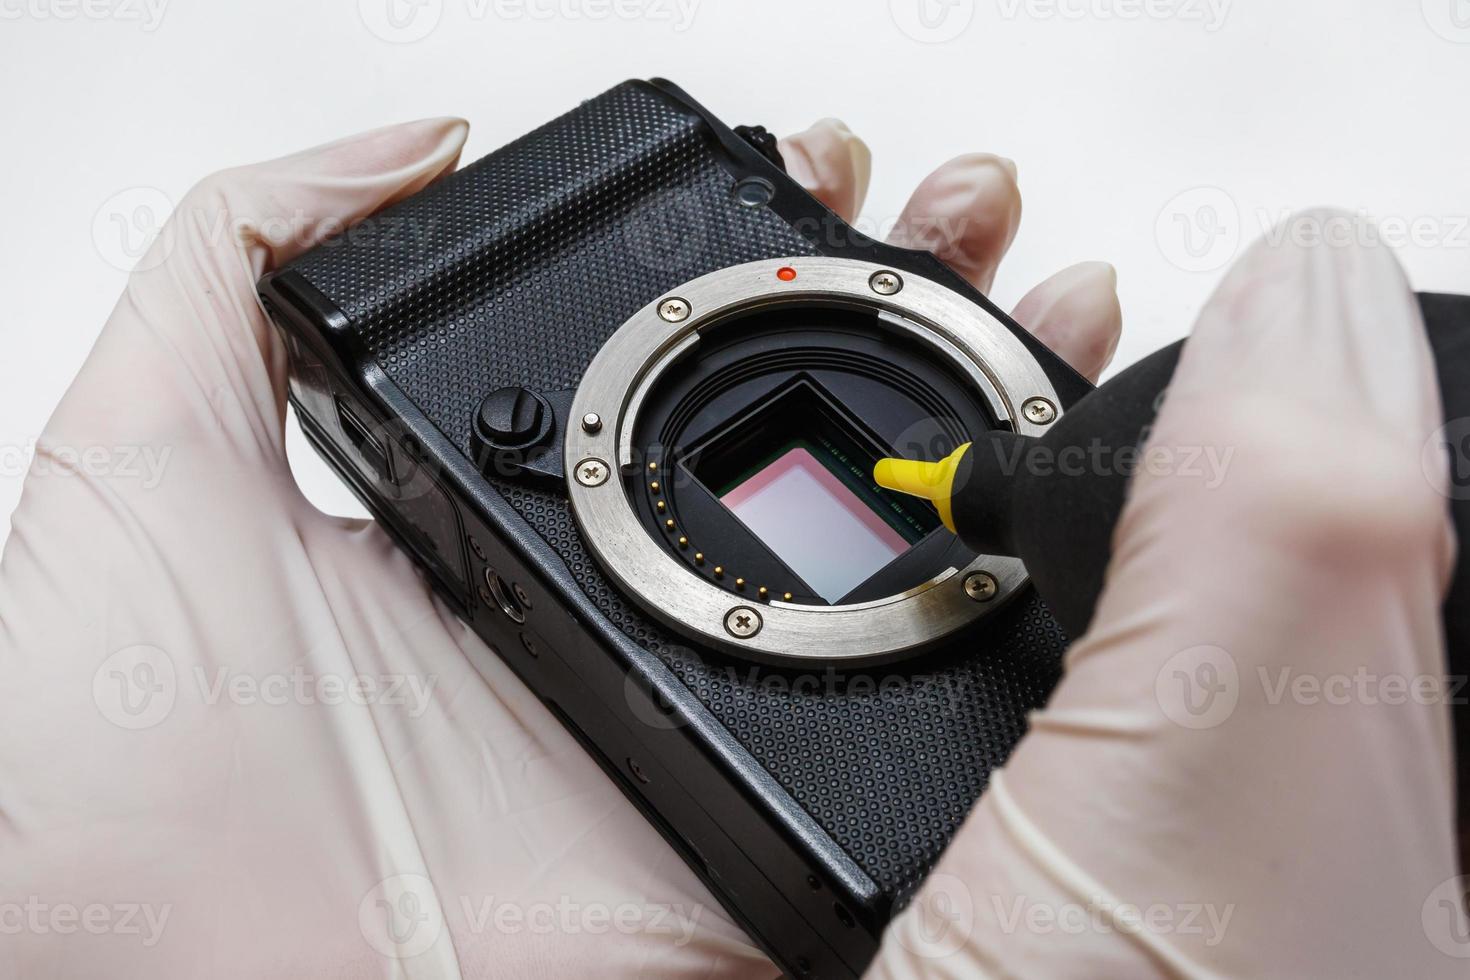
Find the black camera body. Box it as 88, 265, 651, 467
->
259, 79, 1093, 978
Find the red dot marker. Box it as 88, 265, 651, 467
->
776, 266, 797, 282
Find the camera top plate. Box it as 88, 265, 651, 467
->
565, 256, 1063, 665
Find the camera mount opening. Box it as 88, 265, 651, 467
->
563, 258, 1060, 663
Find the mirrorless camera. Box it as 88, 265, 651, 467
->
259, 79, 1095, 978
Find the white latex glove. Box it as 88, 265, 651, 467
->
0, 117, 1121, 978
869, 222, 1466, 977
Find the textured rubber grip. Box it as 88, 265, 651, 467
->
288, 81, 820, 450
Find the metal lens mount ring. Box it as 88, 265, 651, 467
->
565, 258, 1062, 665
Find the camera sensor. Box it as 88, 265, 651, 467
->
688, 380, 938, 603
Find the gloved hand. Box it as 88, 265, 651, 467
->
0, 115, 1122, 978
869, 220, 1466, 977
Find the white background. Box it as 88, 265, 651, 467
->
2, 0, 1468, 543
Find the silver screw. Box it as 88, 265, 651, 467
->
964, 571, 998, 602
724, 605, 763, 639
658, 297, 691, 322
581, 412, 603, 434
869, 270, 903, 295
1022, 398, 1057, 425
574, 457, 609, 487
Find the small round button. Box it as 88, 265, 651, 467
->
733, 177, 775, 207
476, 386, 547, 446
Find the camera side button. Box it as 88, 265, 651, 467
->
732, 176, 776, 208
475, 386, 551, 447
